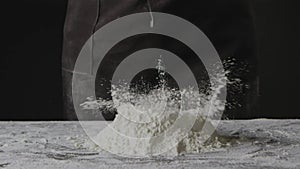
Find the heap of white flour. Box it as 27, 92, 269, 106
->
82, 86, 226, 157
81, 60, 228, 157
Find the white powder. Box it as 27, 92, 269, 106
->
82, 83, 227, 157
94, 110, 220, 157
80, 60, 229, 157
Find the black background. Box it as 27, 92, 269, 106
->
0, 0, 299, 120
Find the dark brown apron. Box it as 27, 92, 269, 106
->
62, 0, 259, 120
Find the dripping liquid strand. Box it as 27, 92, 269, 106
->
147, 0, 154, 28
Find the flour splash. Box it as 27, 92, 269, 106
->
80, 58, 230, 157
